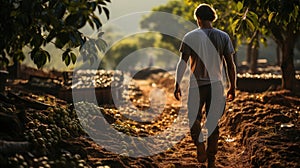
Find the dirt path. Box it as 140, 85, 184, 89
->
131, 76, 250, 168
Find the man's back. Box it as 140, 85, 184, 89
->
180, 28, 234, 87
201, 28, 234, 57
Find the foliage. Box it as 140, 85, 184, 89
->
233, 0, 300, 90
232, 0, 299, 44
0, 0, 110, 68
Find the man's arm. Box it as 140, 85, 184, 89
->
224, 53, 237, 101
174, 52, 189, 100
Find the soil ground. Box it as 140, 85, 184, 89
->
1, 71, 299, 168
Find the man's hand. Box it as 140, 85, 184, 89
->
174, 84, 181, 101
226, 87, 235, 102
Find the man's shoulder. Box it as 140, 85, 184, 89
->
212, 28, 230, 37
184, 29, 206, 38
187, 28, 204, 34
185, 28, 229, 36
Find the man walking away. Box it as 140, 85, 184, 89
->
174, 3, 237, 168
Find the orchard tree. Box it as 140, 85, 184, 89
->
233, 0, 300, 90
231, 1, 265, 73
0, 0, 110, 69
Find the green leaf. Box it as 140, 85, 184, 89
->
46, 30, 56, 43
31, 34, 44, 48
268, 12, 276, 22
241, 20, 248, 34
65, 54, 70, 66
103, 7, 110, 19
97, 5, 102, 15
246, 19, 255, 32
260, 37, 267, 47
237, 1, 243, 12
43, 50, 51, 62
54, 2, 66, 19
30, 48, 38, 60
66, 13, 86, 28
88, 18, 94, 29
92, 15, 102, 29
40, 51, 47, 66
70, 52, 77, 64
62, 50, 69, 61
88, 2, 97, 11
55, 33, 68, 49
247, 12, 259, 28
31, 48, 48, 69
13, 50, 25, 63
231, 19, 240, 34
99, 1, 107, 5
66, 14, 79, 26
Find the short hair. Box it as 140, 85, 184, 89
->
194, 4, 218, 22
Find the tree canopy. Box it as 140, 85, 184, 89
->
0, 0, 110, 69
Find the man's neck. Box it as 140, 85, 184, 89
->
200, 20, 213, 29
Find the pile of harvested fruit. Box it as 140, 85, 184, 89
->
71, 70, 123, 89
0, 91, 92, 167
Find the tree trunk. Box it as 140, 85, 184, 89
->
246, 31, 259, 73
7, 62, 20, 79
281, 39, 296, 90
276, 45, 282, 66
246, 42, 252, 65
250, 34, 259, 73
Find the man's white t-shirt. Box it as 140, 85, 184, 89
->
179, 28, 235, 88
